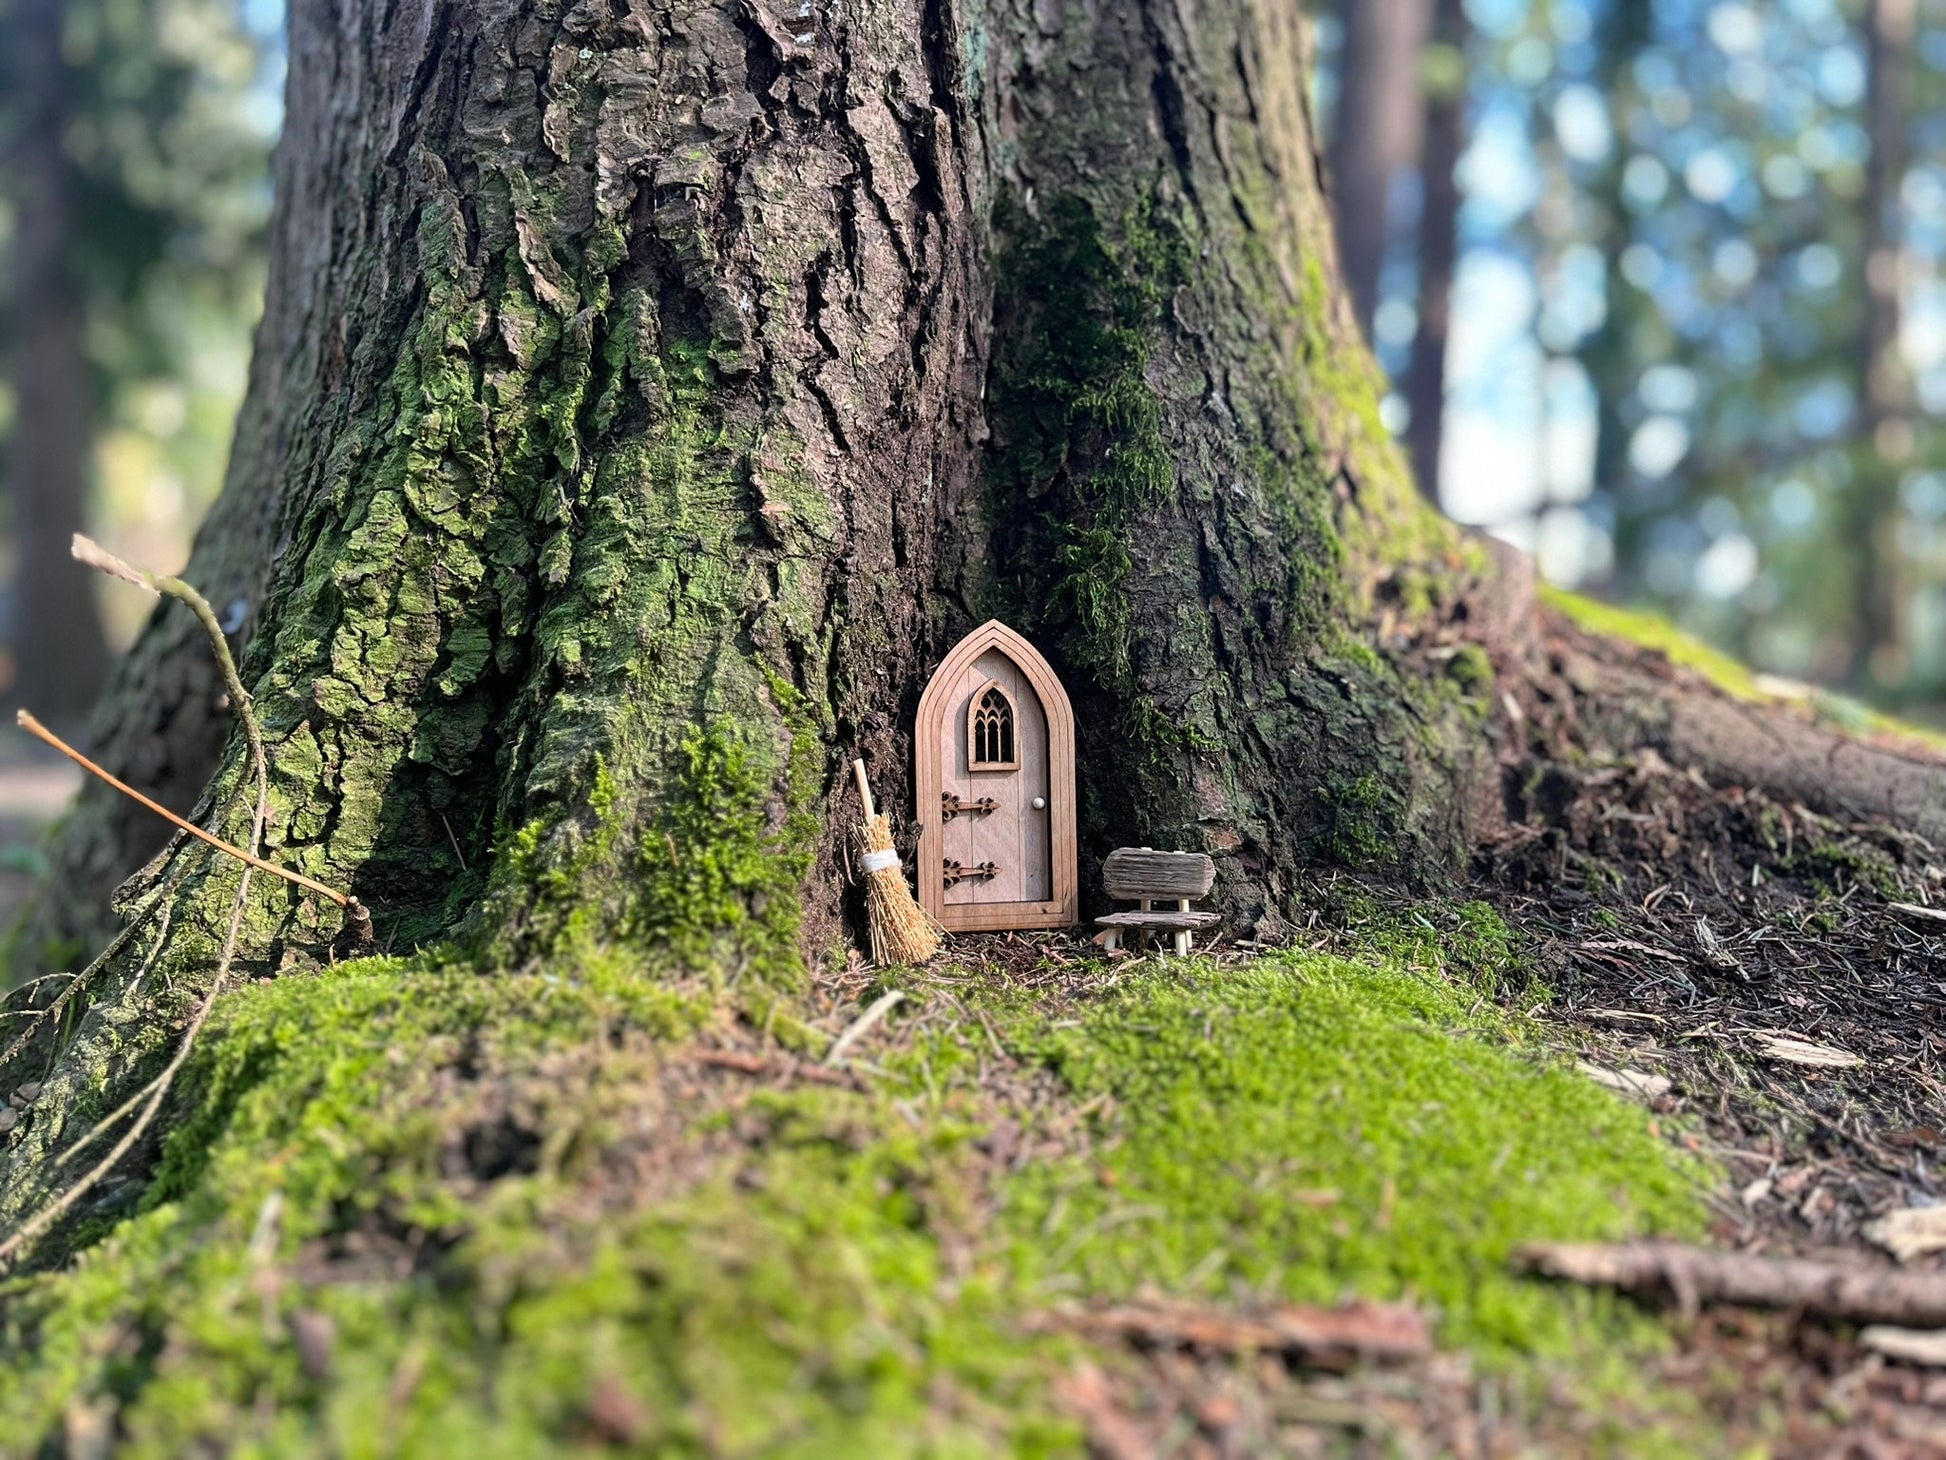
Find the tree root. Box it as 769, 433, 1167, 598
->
1468, 537, 1946, 846
1515, 1240, 1946, 1326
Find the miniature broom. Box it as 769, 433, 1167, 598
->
851, 759, 942, 966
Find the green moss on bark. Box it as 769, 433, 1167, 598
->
986, 191, 1190, 698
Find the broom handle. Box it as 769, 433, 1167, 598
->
852, 759, 877, 819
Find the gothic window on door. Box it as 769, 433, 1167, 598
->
967, 682, 1019, 770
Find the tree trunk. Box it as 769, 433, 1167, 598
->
0, 0, 1495, 1222
3, 0, 113, 725
1402, 0, 1467, 505
1853, 0, 1914, 692
1327, 0, 1433, 339
1579, 0, 1652, 596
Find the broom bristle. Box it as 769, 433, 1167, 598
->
854, 812, 942, 966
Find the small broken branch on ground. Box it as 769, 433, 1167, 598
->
693, 1050, 867, 1090
1515, 1240, 1946, 1325
1029, 1299, 1431, 1367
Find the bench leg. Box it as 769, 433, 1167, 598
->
1173, 929, 1192, 957
1101, 928, 1121, 953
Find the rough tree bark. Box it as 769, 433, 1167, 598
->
2, 0, 1496, 1222
3, 0, 114, 724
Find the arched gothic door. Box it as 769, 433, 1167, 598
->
914, 621, 1078, 930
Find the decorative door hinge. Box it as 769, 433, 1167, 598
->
941, 793, 999, 821
942, 859, 998, 886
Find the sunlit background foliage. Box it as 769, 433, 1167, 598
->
0, 0, 279, 653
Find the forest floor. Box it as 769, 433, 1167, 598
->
848, 777, 1946, 1460
968, 644, 1946, 1452
4, 642, 1946, 1452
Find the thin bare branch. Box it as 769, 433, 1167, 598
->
16, 712, 350, 909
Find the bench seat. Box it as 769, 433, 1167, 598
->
1095, 910, 1220, 931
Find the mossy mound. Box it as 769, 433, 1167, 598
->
0, 924, 1708, 1455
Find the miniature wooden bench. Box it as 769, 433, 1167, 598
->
1093, 847, 1219, 955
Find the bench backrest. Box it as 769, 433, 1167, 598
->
1103, 847, 1215, 901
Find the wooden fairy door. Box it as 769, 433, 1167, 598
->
915, 622, 1077, 930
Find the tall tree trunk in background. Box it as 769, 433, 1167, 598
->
1855, 0, 1914, 692
1, 0, 1493, 1215
1403, 0, 1468, 505
3, 0, 113, 724
1581, 0, 1653, 595
1328, 0, 1434, 337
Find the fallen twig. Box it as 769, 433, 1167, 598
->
824, 989, 905, 1066
694, 1050, 867, 1090
1886, 900, 1946, 927
1515, 1240, 1946, 1324
16, 712, 354, 915
1029, 1299, 1430, 1365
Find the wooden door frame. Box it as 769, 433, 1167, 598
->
915, 620, 1078, 930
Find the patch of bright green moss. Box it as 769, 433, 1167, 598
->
0, 922, 1712, 1453
490, 719, 817, 987
0, 957, 1071, 1456
1545, 585, 1946, 756
1004, 953, 1706, 1356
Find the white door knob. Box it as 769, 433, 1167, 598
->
1031, 796, 1046, 810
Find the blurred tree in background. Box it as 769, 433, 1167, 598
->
1320, 0, 1946, 721
0, 0, 277, 720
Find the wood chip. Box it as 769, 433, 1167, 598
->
1752, 1034, 1863, 1069
1575, 1062, 1672, 1099
1866, 1207, 1946, 1264
1861, 1327, 1946, 1368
